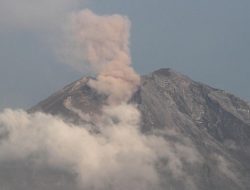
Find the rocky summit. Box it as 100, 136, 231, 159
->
29, 68, 250, 190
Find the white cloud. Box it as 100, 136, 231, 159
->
0, 108, 164, 190
0, 0, 79, 30
0, 106, 204, 190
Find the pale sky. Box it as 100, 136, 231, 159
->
0, 0, 249, 110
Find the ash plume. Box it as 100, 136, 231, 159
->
65, 9, 140, 104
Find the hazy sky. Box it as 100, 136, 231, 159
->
0, 0, 249, 110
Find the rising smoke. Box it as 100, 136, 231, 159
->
64, 9, 140, 104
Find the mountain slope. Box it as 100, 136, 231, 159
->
29, 68, 250, 190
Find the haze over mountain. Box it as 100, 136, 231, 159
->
27, 68, 250, 190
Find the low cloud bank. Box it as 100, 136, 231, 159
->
0, 107, 165, 190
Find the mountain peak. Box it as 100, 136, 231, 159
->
29, 68, 250, 190
152, 68, 192, 82
153, 68, 176, 74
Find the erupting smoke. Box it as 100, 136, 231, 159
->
66, 9, 140, 104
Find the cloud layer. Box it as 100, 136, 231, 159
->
0, 107, 165, 190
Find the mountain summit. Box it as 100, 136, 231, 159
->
29, 68, 250, 190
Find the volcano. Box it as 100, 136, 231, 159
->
27, 68, 250, 190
